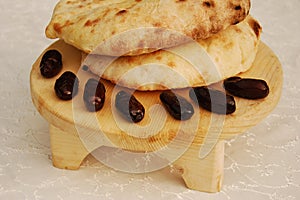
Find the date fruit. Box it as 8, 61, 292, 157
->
83, 79, 106, 112
54, 71, 79, 100
224, 77, 269, 99
40, 50, 62, 78
190, 86, 236, 115
115, 91, 145, 123
160, 91, 194, 120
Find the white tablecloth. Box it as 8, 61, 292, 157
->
1, 0, 299, 199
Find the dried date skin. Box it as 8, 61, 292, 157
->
224, 77, 269, 99
160, 91, 194, 120
190, 86, 236, 115
54, 71, 79, 100
83, 79, 106, 112
40, 50, 62, 78
115, 91, 145, 123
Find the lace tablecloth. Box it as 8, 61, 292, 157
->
1, 0, 299, 199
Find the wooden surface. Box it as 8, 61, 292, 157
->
30, 40, 283, 152
30, 40, 282, 192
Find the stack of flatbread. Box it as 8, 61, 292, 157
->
45, 0, 261, 91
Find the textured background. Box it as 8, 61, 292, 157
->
0, 0, 300, 199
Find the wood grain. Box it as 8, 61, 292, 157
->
30, 40, 282, 192
30, 40, 283, 152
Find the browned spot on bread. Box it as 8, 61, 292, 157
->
53, 23, 62, 34
156, 56, 162, 61
126, 56, 136, 64
234, 5, 242, 10
153, 22, 162, 27
116, 9, 127, 16
233, 26, 242, 33
135, 0, 142, 2
224, 42, 234, 49
211, 24, 223, 34
191, 27, 207, 40
249, 18, 262, 38
208, 15, 223, 34
232, 20, 240, 25
66, 0, 78, 5
54, 20, 73, 34
203, 1, 215, 8
84, 19, 100, 27
229, 2, 247, 25
176, 0, 187, 2
102, 8, 111, 18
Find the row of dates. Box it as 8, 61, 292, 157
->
40, 50, 269, 123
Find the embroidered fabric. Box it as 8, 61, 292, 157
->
0, 0, 299, 199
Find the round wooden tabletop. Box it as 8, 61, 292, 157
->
30, 40, 283, 152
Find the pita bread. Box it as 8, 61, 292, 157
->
82, 16, 262, 91
46, 0, 250, 56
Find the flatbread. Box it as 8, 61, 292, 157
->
82, 16, 262, 91
46, 0, 251, 56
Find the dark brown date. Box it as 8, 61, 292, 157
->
40, 50, 62, 78
54, 71, 79, 100
83, 79, 106, 112
115, 91, 145, 123
224, 77, 269, 99
190, 86, 236, 115
160, 91, 194, 120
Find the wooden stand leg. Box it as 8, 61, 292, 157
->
174, 140, 224, 193
49, 123, 225, 192
49, 125, 90, 170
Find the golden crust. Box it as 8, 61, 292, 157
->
46, 0, 251, 56
82, 16, 262, 91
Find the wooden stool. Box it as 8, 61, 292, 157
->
30, 40, 282, 193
